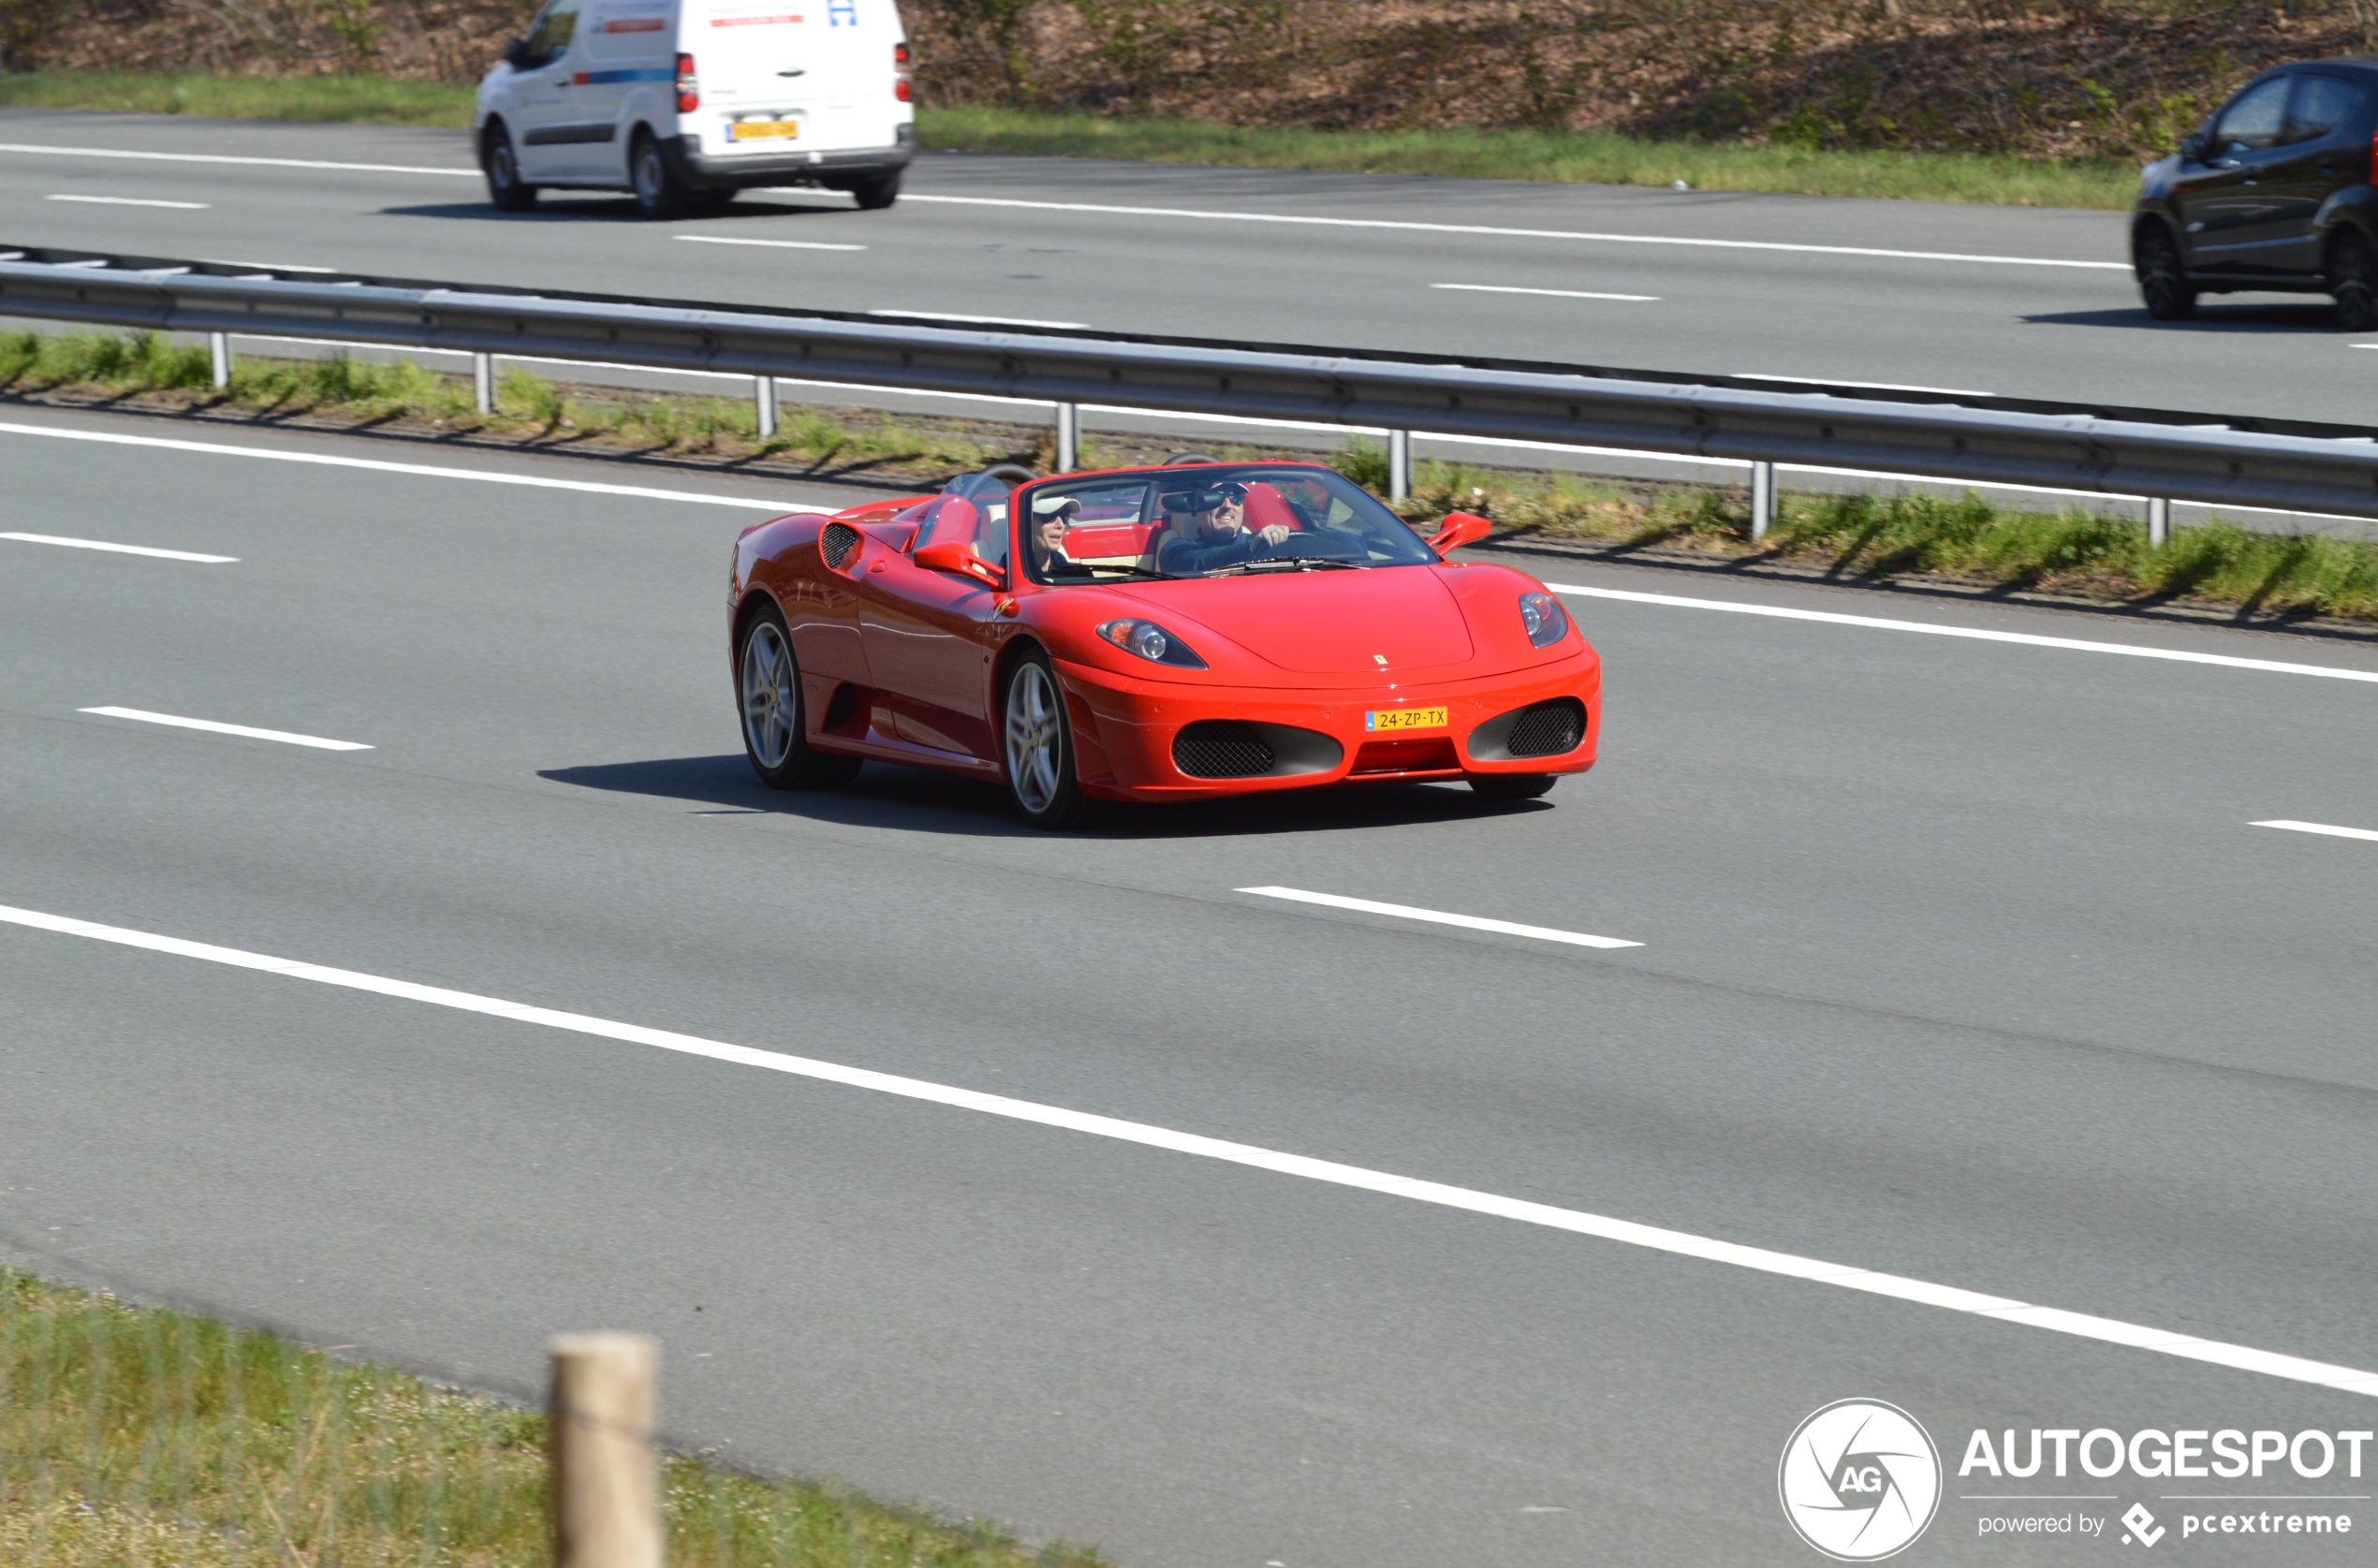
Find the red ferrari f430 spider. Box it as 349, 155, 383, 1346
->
727, 460, 1600, 827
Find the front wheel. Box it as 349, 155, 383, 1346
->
2333, 229, 2378, 332
740, 607, 862, 789
2135, 224, 2195, 321
483, 124, 537, 212
1002, 651, 1086, 828
630, 132, 692, 220
1469, 772, 1556, 800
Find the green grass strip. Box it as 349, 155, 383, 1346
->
0, 71, 2136, 207
0, 1267, 1109, 1568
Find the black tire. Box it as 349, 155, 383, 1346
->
2134, 223, 2195, 321
630, 131, 692, 221
1469, 772, 1556, 800
2333, 229, 2378, 332
738, 605, 862, 788
1001, 649, 1086, 828
482, 123, 538, 212
847, 171, 901, 211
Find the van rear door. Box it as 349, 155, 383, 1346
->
683, 0, 900, 157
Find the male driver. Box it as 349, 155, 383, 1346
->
1155, 482, 1291, 576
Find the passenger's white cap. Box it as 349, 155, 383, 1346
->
1031, 494, 1080, 515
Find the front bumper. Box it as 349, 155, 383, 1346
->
664, 131, 913, 189
1053, 652, 1601, 801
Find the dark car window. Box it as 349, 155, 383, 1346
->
2214, 75, 2292, 153
2284, 75, 2367, 144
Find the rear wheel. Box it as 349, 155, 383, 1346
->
740, 607, 861, 788
1469, 772, 1556, 800
1003, 651, 1085, 828
847, 171, 901, 211
483, 124, 537, 212
2332, 229, 2378, 331
630, 131, 692, 220
2135, 224, 2195, 320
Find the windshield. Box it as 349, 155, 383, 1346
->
1017, 466, 1434, 585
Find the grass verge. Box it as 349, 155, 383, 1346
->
1, 1267, 1108, 1568
1337, 442, 2378, 624
0, 71, 2136, 207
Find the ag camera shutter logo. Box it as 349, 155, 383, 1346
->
1779, 1399, 1943, 1561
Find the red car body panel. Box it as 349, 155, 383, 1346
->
729, 464, 1601, 803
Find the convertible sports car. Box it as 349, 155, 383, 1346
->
727, 459, 1601, 827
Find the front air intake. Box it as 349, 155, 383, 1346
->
820, 521, 861, 570
1468, 696, 1587, 762
1173, 721, 1275, 779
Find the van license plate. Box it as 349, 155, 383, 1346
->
730, 120, 800, 140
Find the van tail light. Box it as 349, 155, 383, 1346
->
675, 52, 699, 113
894, 79, 913, 101
893, 41, 911, 63
893, 41, 912, 100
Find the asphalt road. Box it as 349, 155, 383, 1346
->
7, 108, 2378, 426
5, 403, 2378, 1564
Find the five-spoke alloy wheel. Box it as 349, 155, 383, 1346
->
1003, 650, 1084, 828
739, 606, 860, 789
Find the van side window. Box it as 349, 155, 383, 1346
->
2284, 76, 2367, 144
2213, 75, 2291, 154
521, 0, 582, 67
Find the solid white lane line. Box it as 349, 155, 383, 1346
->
1735, 373, 1995, 397
866, 308, 1090, 329
47, 193, 210, 209
2, 532, 236, 563
1432, 284, 1659, 301
77, 708, 371, 751
0, 143, 475, 177
0, 898, 2368, 1398
1239, 886, 1641, 949
200, 259, 338, 273
677, 235, 867, 252
0, 422, 820, 511
1547, 582, 2378, 685
903, 194, 2132, 271
2252, 819, 2378, 842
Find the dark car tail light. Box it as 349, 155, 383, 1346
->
675, 52, 699, 113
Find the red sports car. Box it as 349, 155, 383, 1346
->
727, 460, 1600, 827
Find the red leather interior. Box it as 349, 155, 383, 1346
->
1064, 522, 1156, 560
1242, 482, 1304, 533
913, 497, 981, 552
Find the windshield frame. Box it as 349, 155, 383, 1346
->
1013, 464, 1433, 587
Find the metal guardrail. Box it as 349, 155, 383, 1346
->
7, 242, 2378, 535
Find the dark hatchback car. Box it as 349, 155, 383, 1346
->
2134, 59, 2378, 328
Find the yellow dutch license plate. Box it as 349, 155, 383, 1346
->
729, 120, 800, 140
1365, 707, 1447, 732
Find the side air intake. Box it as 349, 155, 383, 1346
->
820, 521, 861, 571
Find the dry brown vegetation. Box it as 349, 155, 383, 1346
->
3, 0, 2371, 161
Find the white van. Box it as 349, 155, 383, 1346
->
475, 0, 913, 218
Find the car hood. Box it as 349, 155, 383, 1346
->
1105, 567, 1475, 674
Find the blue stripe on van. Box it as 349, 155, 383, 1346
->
572, 67, 676, 83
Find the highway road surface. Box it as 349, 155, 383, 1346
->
7, 108, 2378, 428
5, 401, 2378, 1564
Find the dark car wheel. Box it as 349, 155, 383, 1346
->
630, 131, 692, 220
740, 606, 861, 789
1469, 772, 1557, 800
1003, 650, 1086, 828
2135, 224, 2195, 321
483, 124, 538, 212
2332, 230, 2378, 332
847, 171, 901, 211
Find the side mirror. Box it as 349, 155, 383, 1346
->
2178, 129, 2207, 161
1426, 511, 1493, 558
914, 541, 1006, 590
504, 37, 532, 67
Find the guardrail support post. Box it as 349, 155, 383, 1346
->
550, 1333, 660, 1568
2147, 496, 2172, 548
1749, 461, 1776, 542
1054, 402, 1079, 472
208, 332, 230, 390
1388, 429, 1412, 501
474, 353, 495, 416
755, 375, 778, 440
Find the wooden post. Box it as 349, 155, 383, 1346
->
550, 1333, 661, 1568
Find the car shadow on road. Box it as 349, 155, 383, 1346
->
379, 197, 855, 224
2022, 303, 2348, 331
538, 755, 1553, 839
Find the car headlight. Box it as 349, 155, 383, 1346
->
1518, 592, 1569, 647
1095, 618, 1207, 668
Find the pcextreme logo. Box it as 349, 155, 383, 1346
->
1780, 1399, 1944, 1561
